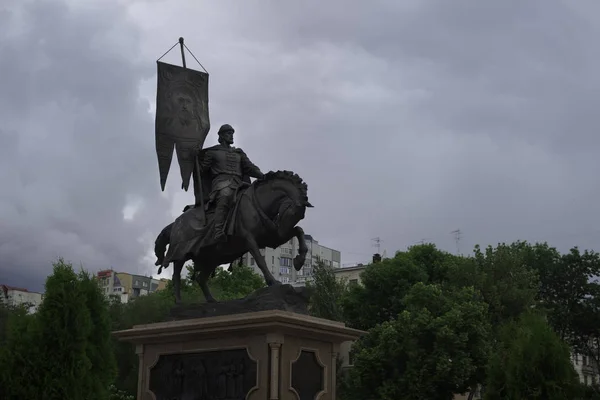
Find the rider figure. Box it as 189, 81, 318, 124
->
197, 124, 265, 242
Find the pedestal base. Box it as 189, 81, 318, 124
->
114, 310, 363, 400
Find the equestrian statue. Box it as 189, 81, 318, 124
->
153, 52, 312, 303
154, 124, 312, 303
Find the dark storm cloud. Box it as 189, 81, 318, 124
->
132, 0, 600, 264
3, 0, 600, 291
0, 0, 171, 290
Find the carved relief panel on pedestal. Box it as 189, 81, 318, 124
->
149, 348, 257, 400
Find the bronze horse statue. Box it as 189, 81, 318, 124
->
154, 170, 313, 303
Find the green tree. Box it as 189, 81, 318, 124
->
472, 243, 539, 329
341, 244, 480, 331
1, 260, 122, 400
307, 261, 347, 321
0, 301, 16, 346
346, 283, 490, 400
0, 304, 38, 400
0, 260, 94, 399
406, 243, 457, 285
529, 245, 600, 370
342, 252, 428, 330
208, 264, 265, 300
485, 312, 580, 400
80, 271, 117, 399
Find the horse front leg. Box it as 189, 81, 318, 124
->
292, 226, 308, 271
154, 222, 173, 267
172, 261, 184, 304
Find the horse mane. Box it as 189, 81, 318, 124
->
258, 170, 309, 201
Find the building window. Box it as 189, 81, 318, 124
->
271, 256, 274, 265
250, 257, 255, 266
281, 277, 290, 283
143, 281, 148, 287
280, 267, 290, 275
280, 257, 292, 267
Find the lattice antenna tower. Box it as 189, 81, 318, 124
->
450, 229, 462, 255
371, 237, 382, 254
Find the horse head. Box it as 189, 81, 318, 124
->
253, 170, 313, 228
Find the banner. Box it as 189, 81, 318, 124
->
155, 61, 210, 191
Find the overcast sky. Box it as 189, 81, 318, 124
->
2, 0, 600, 291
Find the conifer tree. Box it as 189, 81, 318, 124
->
34, 259, 93, 399
80, 270, 117, 399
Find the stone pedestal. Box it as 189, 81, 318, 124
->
114, 309, 363, 400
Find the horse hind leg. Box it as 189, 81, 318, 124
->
246, 237, 279, 286
195, 262, 217, 303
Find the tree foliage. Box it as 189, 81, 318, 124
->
307, 261, 347, 321
337, 242, 599, 399
346, 283, 490, 400
209, 264, 266, 300
0, 259, 117, 400
80, 271, 117, 399
531, 245, 600, 368
472, 242, 539, 329
342, 252, 428, 330
485, 313, 580, 400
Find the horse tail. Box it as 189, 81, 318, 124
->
154, 222, 173, 270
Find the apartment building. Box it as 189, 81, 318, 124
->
572, 351, 600, 386
242, 234, 341, 284
0, 284, 44, 313
96, 270, 167, 303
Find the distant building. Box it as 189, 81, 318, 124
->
96, 270, 167, 303
333, 264, 367, 287
572, 351, 600, 386
241, 234, 341, 284
0, 284, 43, 313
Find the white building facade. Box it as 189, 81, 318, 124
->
572, 351, 599, 386
0, 285, 44, 313
242, 234, 341, 284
